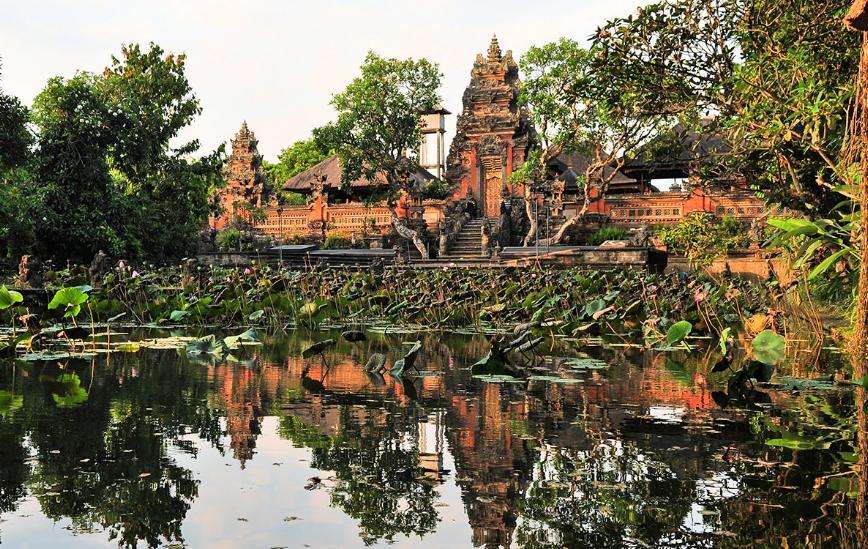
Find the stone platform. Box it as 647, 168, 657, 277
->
197, 245, 667, 271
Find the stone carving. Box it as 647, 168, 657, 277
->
480, 218, 492, 258
89, 250, 111, 288
628, 223, 654, 247
182, 257, 200, 291
445, 36, 534, 216
749, 217, 763, 248
218, 122, 268, 223
17, 255, 42, 289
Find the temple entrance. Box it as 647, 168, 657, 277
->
479, 157, 504, 217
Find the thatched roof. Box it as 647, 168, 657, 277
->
283, 155, 436, 192
548, 152, 635, 188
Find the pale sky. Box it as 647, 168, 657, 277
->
0, 0, 651, 161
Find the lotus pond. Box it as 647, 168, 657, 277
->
0, 324, 864, 549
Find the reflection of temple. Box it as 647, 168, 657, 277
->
445, 382, 532, 547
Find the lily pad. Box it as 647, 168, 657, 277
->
752, 330, 786, 365
472, 374, 523, 384
562, 358, 608, 370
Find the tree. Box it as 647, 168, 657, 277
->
31, 74, 125, 258
844, 0, 868, 372
97, 42, 217, 260
0, 60, 36, 257
0, 59, 30, 173
28, 43, 220, 261
323, 52, 441, 258
515, 39, 669, 245
98, 43, 202, 181
658, 213, 750, 265
593, 0, 860, 215
263, 136, 332, 185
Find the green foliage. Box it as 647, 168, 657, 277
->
585, 226, 627, 246
47, 287, 89, 319
0, 285, 23, 310
0, 60, 31, 172
262, 136, 331, 185
666, 320, 693, 346
420, 178, 452, 200
31, 73, 126, 258
0, 169, 38, 257
518, 38, 670, 208
323, 52, 441, 200
767, 204, 858, 281
277, 191, 307, 206
24, 42, 220, 261
593, 0, 860, 215
657, 212, 750, 265
216, 229, 241, 251
323, 232, 352, 249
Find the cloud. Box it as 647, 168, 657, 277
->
0, 0, 651, 160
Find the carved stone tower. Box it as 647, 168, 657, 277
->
218, 121, 267, 226
446, 35, 533, 217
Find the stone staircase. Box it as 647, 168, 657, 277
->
440, 218, 487, 260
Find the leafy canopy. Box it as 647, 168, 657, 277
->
323, 52, 441, 200
26, 42, 222, 261
593, 0, 860, 215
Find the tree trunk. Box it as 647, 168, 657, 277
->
548, 197, 592, 245
855, 76, 868, 373
848, 9, 868, 374
522, 185, 538, 247
390, 209, 429, 260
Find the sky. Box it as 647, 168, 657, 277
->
0, 0, 651, 162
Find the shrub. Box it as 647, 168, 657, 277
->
657, 213, 751, 265
585, 227, 627, 246
421, 179, 452, 200
323, 231, 352, 249
278, 191, 307, 206
216, 229, 241, 251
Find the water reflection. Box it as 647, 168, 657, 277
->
0, 330, 864, 547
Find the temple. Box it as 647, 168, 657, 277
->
446, 35, 533, 217
214, 36, 769, 253
215, 121, 268, 229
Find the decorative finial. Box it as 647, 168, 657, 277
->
487, 35, 502, 62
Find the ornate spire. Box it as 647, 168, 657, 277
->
487, 35, 502, 63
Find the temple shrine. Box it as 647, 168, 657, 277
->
446, 35, 533, 217
214, 121, 268, 229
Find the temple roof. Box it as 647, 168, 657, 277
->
621, 120, 729, 179
548, 151, 636, 188
487, 35, 502, 62
283, 155, 436, 192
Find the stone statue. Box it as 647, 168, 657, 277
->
480, 218, 492, 258
89, 250, 111, 287
17, 255, 42, 289
628, 223, 654, 247
182, 257, 200, 291
749, 218, 763, 248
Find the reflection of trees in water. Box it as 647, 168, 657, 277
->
278, 403, 440, 546
1, 331, 868, 548
0, 351, 239, 548
515, 443, 696, 548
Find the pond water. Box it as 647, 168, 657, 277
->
0, 329, 864, 548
